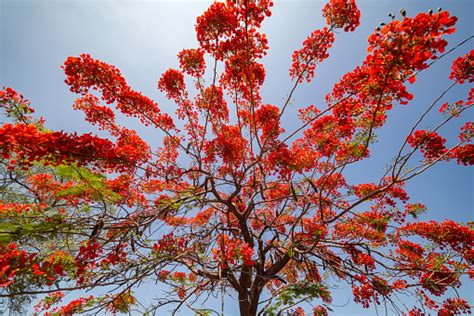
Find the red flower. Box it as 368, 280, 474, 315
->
158, 68, 186, 100
407, 130, 447, 160
63, 54, 174, 130
290, 28, 335, 83
449, 50, 474, 84
195, 2, 237, 58
178, 48, 206, 77
322, 0, 360, 32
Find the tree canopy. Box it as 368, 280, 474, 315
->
1, 0, 473, 315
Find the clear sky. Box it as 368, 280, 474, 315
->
1, 0, 473, 315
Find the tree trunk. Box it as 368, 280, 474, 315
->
238, 285, 262, 316
239, 292, 252, 316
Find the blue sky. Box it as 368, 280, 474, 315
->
1, 0, 473, 315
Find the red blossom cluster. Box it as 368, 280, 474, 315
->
178, 48, 206, 77
438, 297, 471, 315
313, 306, 329, 316
195, 0, 272, 59
195, 0, 272, 102
459, 122, 473, 141
407, 130, 448, 160
115, 128, 151, 165
212, 234, 254, 269
420, 266, 459, 296
352, 275, 389, 308
105, 290, 136, 314
152, 232, 188, 256
33, 291, 65, 315
197, 85, 229, 124
403, 220, 473, 260
0, 202, 34, 215
220, 51, 266, 102
0, 243, 78, 290
31, 251, 72, 285
72, 94, 116, 133
449, 50, 474, 83
205, 125, 247, 166
0, 243, 30, 287
0, 122, 138, 172
42, 296, 95, 315
72, 241, 130, 285
438, 98, 470, 117
157, 270, 197, 299
335, 211, 388, 244
452, 121, 474, 165
164, 208, 214, 228
322, 0, 360, 32
394, 242, 467, 302
0, 87, 37, 124
252, 103, 282, 141
296, 11, 459, 170
195, 2, 238, 57
290, 29, 335, 83
158, 68, 186, 101
63, 54, 174, 130
0, 87, 153, 173
289, 0, 359, 84
74, 241, 102, 284
451, 143, 474, 166
396, 240, 425, 268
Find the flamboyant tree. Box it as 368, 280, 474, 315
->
1, 0, 473, 315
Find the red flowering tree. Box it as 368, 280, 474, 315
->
1, 1, 473, 315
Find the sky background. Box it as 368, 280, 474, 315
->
1, 0, 473, 315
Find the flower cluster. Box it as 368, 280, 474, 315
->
449, 50, 473, 83
195, 2, 238, 58
254, 104, 282, 141
290, 0, 358, 83
351, 276, 376, 308
178, 48, 206, 77
407, 130, 447, 160
438, 99, 470, 117
313, 306, 329, 316
0, 123, 140, 172
105, 290, 136, 313
158, 68, 186, 101
345, 246, 376, 270
205, 125, 248, 166
44, 296, 95, 315
152, 233, 188, 257
195, 0, 272, 104
352, 275, 394, 308
420, 266, 459, 296
322, 0, 360, 32
300, 10, 459, 170
438, 297, 471, 315
212, 234, 254, 269
73, 94, 117, 133
451, 144, 474, 166
220, 52, 266, 102
196, 85, 229, 125
0, 87, 37, 123
0, 243, 30, 287
289, 29, 335, 83
33, 291, 65, 315
63, 54, 174, 130
115, 128, 151, 165
74, 241, 102, 284
403, 220, 473, 255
